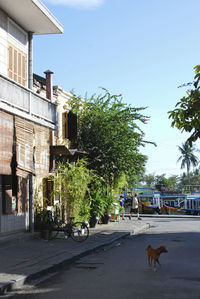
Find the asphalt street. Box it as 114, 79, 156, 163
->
7, 217, 200, 299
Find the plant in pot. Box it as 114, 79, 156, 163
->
101, 188, 115, 224
50, 160, 92, 223
89, 183, 106, 228
34, 209, 51, 239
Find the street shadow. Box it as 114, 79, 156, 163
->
2, 228, 200, 298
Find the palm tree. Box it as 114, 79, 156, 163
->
177, 142, 200, 192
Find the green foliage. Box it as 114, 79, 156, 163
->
113, 172, 128, 195
179, 168, 200, 186
88, 180, 107, 217
70, 88, 155, 186
166, 175, 180, 187
177, 142, 199, 171
118, 204, 124, 216
177, 141, 199, 186
51, 159, 93, 222
140, 173, 156, 188
154, 174, 171, 191
168, 65, 200, 145
140, 173, 180, 191
104, 188, 116, 215
88, 179, 116, 217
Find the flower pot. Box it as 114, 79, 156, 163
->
89, 215, 99, 228
41, 229, 50, 240
110, 214, 120, 222
101, 214, 111, 224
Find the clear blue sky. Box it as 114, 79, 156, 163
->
34, 0, 200, 177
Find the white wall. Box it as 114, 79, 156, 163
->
0, 9, 8, 76
1, 212, 29, 233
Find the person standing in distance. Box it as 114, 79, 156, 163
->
129, 193, 142, 220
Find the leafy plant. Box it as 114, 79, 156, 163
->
168, 65, 200, 145
50, 159, 93, 222
177, 142, 199, 190
70, 88, 155, 187
34, 209, 50, 230
89, 180, 106, 218
103, 187, 115, 215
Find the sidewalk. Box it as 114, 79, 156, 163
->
0, 218, 150, 295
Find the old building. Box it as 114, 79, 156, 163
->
0, 0, 63, 234
33, 76, 87, 212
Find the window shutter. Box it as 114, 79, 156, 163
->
43, 178, 54, 206
62, 112, 68, 139
7, 43, 27, 87
68, 112, 77, 140
13, 49, 17, 81
18, 52, 22, 84
0, 111, 13, 175
8, 46, 13, 79
22, 54, 26, 86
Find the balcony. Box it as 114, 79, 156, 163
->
0, 74, 57, 129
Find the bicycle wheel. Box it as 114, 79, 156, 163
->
70, 222, 89, 242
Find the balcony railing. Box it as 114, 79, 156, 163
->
0, 74, 57, 129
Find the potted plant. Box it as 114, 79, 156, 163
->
101, 189, 114, 224
89, 185, 106, 228
50, 160, 92, 223
34, 209, 51, 239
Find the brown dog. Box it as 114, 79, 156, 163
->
147, 245, 168, 272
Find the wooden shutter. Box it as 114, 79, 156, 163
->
0, 111, 13, 175
68, 111, 77, 140
7, 43, 27, 87
18, 177, 28, 213
13, 49, 17, 81
18, 52, 22, 84
62, 112, 68, 139
15, 117, 34, 177
43, 178, 54, 206
34, 124, 50, 177
8, 45, 13, 79
22, 54, 26, 86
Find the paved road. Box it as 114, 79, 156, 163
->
9, 217, 200, 299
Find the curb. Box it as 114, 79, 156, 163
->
0, 223, 150, 295
0, 232, 130, 295
125, 214, 200, 219
133, 223, 151, 234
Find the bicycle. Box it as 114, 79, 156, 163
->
47, 211, 89, 242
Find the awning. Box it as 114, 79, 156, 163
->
50, 146, 88, 157
0, 0, 63, 35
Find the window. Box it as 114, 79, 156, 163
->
43, 178, 54, 207
8, 43, 27, 86
2, 175, 18, 214
62, 111, 77, 141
